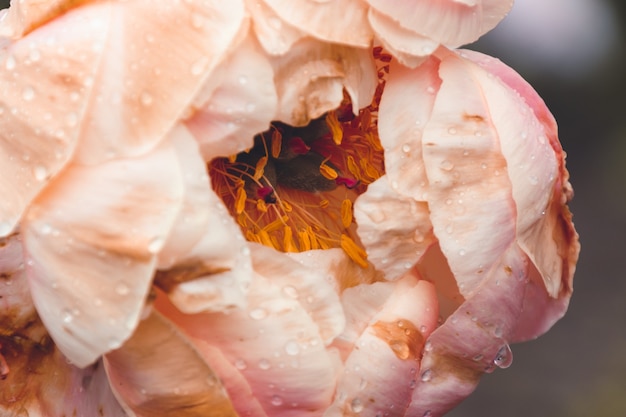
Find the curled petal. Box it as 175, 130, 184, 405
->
72, 0, 247, 164
244, 0, 306, 55
261, 0, 373, 47
104, 310, 237, 417
185, 28, 278, 161
366, 0, 513, 47
271, 39, 377, 126
22, 136, 185, 367
355, 175, 435, 281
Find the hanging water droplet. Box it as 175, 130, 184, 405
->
271, 395, 283, 406
350, 398, 364, 413
420, 369, 432, 382
493, 344, 513, 368
249, 307, 268, 320
284, 340, 300, 356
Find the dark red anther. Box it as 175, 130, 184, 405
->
257, 186, 277, 204
336, 177, 360, 189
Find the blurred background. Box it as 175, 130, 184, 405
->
1, 0, 624, 416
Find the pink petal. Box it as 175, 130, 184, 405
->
326, 273, 439, 417
104, 310, 238, 417
261, 0, 373, 47
244, 0, 306, 55
354, 175, 435, 281
185, 29, 278, 161
22, 135, 185, 367
270, 38, 377, 126
70, 0, 247, 164
366, 0, 513, 47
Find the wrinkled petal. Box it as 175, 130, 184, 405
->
72, 0, 247, 164
355, 175, 435, 281
261, 0, 373, 47
366, 0, 513, 47
326, 274, 438, 417
104, 309, 237, 417
270, 38, 377, 126
0, 4, 106, 237
185, 28, 277, 161
245, 0, 306, 56
156, 249, 341, 416
22, 134, 186, 367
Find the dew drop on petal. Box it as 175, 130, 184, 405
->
271, 395, 283, 406
33, 165, 48, 181
258, 358, 271, 370
439, 160, 454, 171
249, 307, 268, 320
420, 369, 432, 382
284, 340, 300, 356
140, 91, 153, 106
350, 398, 364, 413
22, 86, 35, 101
62, 308, 73, 324
282, 285, 298, 298
115, 282, 130, 296
493, 344, 513, 369
234, 358, 247, 370
5, 54, 16, 70
423, 411, 433, 417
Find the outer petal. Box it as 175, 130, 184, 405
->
185, 28, 277, 161
366, 0, 513, 47
104, 310, 238, 417
156, 249, 340, 416
244, 0, 306, 56
354, 175, 435, 281
22, 135, 185, 367
261, 0, 373, 47
325, 274, 439, 417
71, 0, 247, 164
0, 3, 106, 237
270, 39, 377, 126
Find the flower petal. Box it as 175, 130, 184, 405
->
185, 28, 278, 161
271, 39, 377, 126
366, 0, 513, 47
71, 0, 247, 164
326, 273, 439, 417
261, 0, 373, 47
22, 135, 185, 367
244, 0, 306, 55
104, 309, 238, 417
354, 175, 435, 281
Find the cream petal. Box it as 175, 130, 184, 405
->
326, 274, 439, 417
104, 310, 238, 417
459, 49, 578, 298
244, 0, 306, 55
261, 0, 372, 47
419, 50, 518, 296
407, 244, 533, 416
354, 175, 435, 281
0, 0, 80, 39
378, 57, 440, 202
366, 0, 513, 47
271, 39, 377, 126
368, 8, 438, 68
156, 268, 337, 416
0, 5, 107, 237
22, 137, 185, 367
185, 28, 278, 161
71, 0, 246, 164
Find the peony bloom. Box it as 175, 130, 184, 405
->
0, 1, 578, 417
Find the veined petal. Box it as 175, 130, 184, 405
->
354, 175, 435, 281
104, 310, 237, 417
185, 28, 278, 161
270, 38, 377, 126
71, 0, 247, 164
326, 273, 438, 417
366, 0, 513, 47
261, 0, 373, 47
0, 3, 107, 237
22, 135, 185, 367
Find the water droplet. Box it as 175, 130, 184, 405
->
5, 55, 16, 70
447, 127, 457, 135
426, 86, 436, 94
249, 307, 268, 320
350, 398, 364, 413
258, 358, 271, 370
423, 411, 433, 417
282, 285, 298, 298
240, 245, 251, 256
493, 344, 513, 368
147, 236, 163, 253
140, 91, 153, 106
402, 143, 411, 153
238, 75, 248, 85
33, 165, 48, 181
234, 358, 247, 370
62, 309, 73, 324
29, 49, 41, 62
22, 86, 35, 101
115, 282, 130, 296
420, 369, 432, 382
439, 160, 454, 171
459, 249, 466, 256
190, 57, 208, 75
284, 340, 300, 356
493, 326, 503, 338
424, 341, 433, 352
271, 395, 283, 406
472, 354, 483, 361
0, 221, 13, 236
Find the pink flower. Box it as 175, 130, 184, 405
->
0, 1, 578, 416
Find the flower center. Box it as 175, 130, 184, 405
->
208, 49, 390, 266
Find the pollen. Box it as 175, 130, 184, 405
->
207, 50, 390, 266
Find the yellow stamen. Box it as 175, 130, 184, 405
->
283, 226, 297, 252
341, 199, 353, 228
228, 154, 237, 163
271, 129, 282, 158
258, 230, 273, 247
320, 163, 338, 180
347, 155, 361, 179
298, 228, 312, 251
307, 226, 319, 250
319, 199, 330, 208
256, 199, 268, 213
326, 111, 343, 145
254, 156, 268, 181
360, 159, 381, 180
235, 187, 247, 214
340, 234, 368, 268
263, 215, 289, 233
